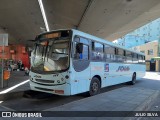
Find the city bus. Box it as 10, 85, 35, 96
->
29, 29, 146, 96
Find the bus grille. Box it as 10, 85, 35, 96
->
35, 79, 54, 84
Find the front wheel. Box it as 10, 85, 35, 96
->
89, 77, 101, 96
130, 73, 136, 85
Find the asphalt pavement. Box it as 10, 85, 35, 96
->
0, 72, 160, 120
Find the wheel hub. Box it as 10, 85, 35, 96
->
92, 82, 98, 92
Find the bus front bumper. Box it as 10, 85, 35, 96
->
29, 80, 71, 96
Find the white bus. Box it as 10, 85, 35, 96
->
29, 29, 146, 96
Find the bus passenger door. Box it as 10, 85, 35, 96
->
72, 37, 90, 93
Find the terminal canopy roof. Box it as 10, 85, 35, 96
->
1, 0, 160, 46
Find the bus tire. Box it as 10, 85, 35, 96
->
130, 73, 136, 85
89, 77, 101, 96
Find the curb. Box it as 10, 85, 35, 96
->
123, 90, 160, 120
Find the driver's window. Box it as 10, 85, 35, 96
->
74, 42, 80, 59
82, 44, 89, 60
74, 37, 89, 60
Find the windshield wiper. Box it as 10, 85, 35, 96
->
52, 52, 68, 55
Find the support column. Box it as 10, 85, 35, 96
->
158, 37, 160, 72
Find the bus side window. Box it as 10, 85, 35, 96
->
125, 51, 132, 63
143, 56, 145, 63
73, 37, 80, 59
74, 37, 89, 60
124, 51, 126, 58
104, 44, 115, 62
82, 44, 89, 60
138, 55, 145, 64
116, 48, 125, 62
92, 42, 104, 61
132, 53, 138, 63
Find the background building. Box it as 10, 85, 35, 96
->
113, 18, 160, 48
113, 35, 146, 48
0, 44, 30, 68
113, 17, 160, 72
132, 41, 159, 72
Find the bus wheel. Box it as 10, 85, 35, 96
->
130, 73, 136, 85
89, 77, 101, 96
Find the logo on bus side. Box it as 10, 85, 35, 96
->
104, 64, 109, 72
116, 66, 130, 72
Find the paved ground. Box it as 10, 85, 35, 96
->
45, 87, 158, 111
0, 72, 160, 120
0, 86, 159, 120
135, 72, 160, 91
140, 93, 160, 120
0, 71, 29, 92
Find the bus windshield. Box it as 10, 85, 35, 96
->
31, 38, 70, 73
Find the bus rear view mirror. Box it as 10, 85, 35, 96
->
76, 43, 83, 53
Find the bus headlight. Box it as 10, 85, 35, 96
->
65, 75, 69, 79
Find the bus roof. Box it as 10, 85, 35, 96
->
36, 29, 145, 56
71, 29, 145, 56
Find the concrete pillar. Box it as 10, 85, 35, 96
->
156, 60, 159, 72
146, 61, 150, 71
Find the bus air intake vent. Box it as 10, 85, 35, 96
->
35, 79, 54, 83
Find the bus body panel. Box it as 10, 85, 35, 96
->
90, 62, 105, 87
69, 58, 78, 95
70, 65, 91, 94
106, 63, 146, 86
136, 65, 146, 79
69, 57, 91, 94
89, 62, 146, 88
105, 63, 131, 86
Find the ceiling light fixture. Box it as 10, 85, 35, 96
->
38, 0, 50, 32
